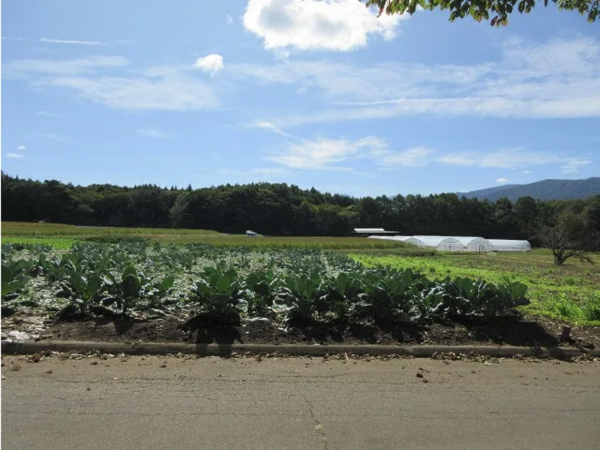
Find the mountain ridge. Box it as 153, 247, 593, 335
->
459, 177, 600, 202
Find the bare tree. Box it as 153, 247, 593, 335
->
535, 210, 598, 266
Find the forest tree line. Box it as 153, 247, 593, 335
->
2, 172, 599, 241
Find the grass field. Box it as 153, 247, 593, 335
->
351, 251, 600, 325
1, 222, 219, 237
1, 222, 428, 251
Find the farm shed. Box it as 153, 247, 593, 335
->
488, 239, 531, 252
352, 228, 398, 236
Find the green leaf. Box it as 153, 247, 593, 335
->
122, 264, 138, 280
335, 272, 349, 293
507, 281, 528, 299
157, 275, 175, 292
122, 274, 140, 298
87, 274, 103, 298
69, 272, 87, 296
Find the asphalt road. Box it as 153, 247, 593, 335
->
2, 354, 599, 450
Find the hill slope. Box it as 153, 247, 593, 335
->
460, 177, 600, 202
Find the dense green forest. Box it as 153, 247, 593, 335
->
2, 172, 599, 240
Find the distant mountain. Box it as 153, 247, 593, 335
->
460, 177, 600, 202
459, 184, 521, 199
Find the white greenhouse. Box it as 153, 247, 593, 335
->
412, 236, 465, 251
487, 239, 531, 252
368, 235, 426, 246
402, 237, 426, 247
454, 236, 495, 252
368, 235, 531, 252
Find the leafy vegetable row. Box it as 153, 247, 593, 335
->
1, 241, 529, 326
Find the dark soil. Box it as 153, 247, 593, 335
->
42, 313, 600, 349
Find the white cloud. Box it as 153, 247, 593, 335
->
135, 128, 167, 138
251, 167, 290, 175
258, 129, 595, 175
38, 74, 218, 111
438, 148, 589, 170
17, 145, 26, 150
7, 56, 218, 112
4, 56, 129, 77
359, 137, 435, 168
243, 0, 404, 52
374, 146, 435, 167
266, 136, 382, 169
199, 167, 290, 177
262, 135, 429, 171
274, 49, 290, 61
41, 133, 78, 144
496, 177, 511, 184
226, 14, 234, 25
441, 149, 537, 168
5, 152, 24, 158
436, 149, 594, 174
40, 133, 97, 149
263, 136, 594, 174
194, 54, 224, 75
37, 111, 62, 117
40, 38, 105, 46
561, 159, 592, 173
254, 121, 294, 137
500, 36, 599, 78
236, 36, 600, 124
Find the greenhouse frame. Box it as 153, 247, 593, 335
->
412, 236, 463, 251
402, 237, 426, 247
455, 236, 495, 252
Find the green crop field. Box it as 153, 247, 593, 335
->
2, 221, 598, 325
1, 237, 78, 250
351, 251, 600, 325
1, 240, 529, 327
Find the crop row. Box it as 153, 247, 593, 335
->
1, 241, 529, 327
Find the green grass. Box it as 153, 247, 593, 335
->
1, 237, 78, 250
1, 222, 425, 251
1, 222, 219, 237
350, 250, 600, 326
144, 235, 427, 250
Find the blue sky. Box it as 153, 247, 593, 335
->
2, 0, 599, 197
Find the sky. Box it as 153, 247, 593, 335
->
1, 0, 599, 198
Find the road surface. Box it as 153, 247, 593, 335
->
2, 354, 599, 450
